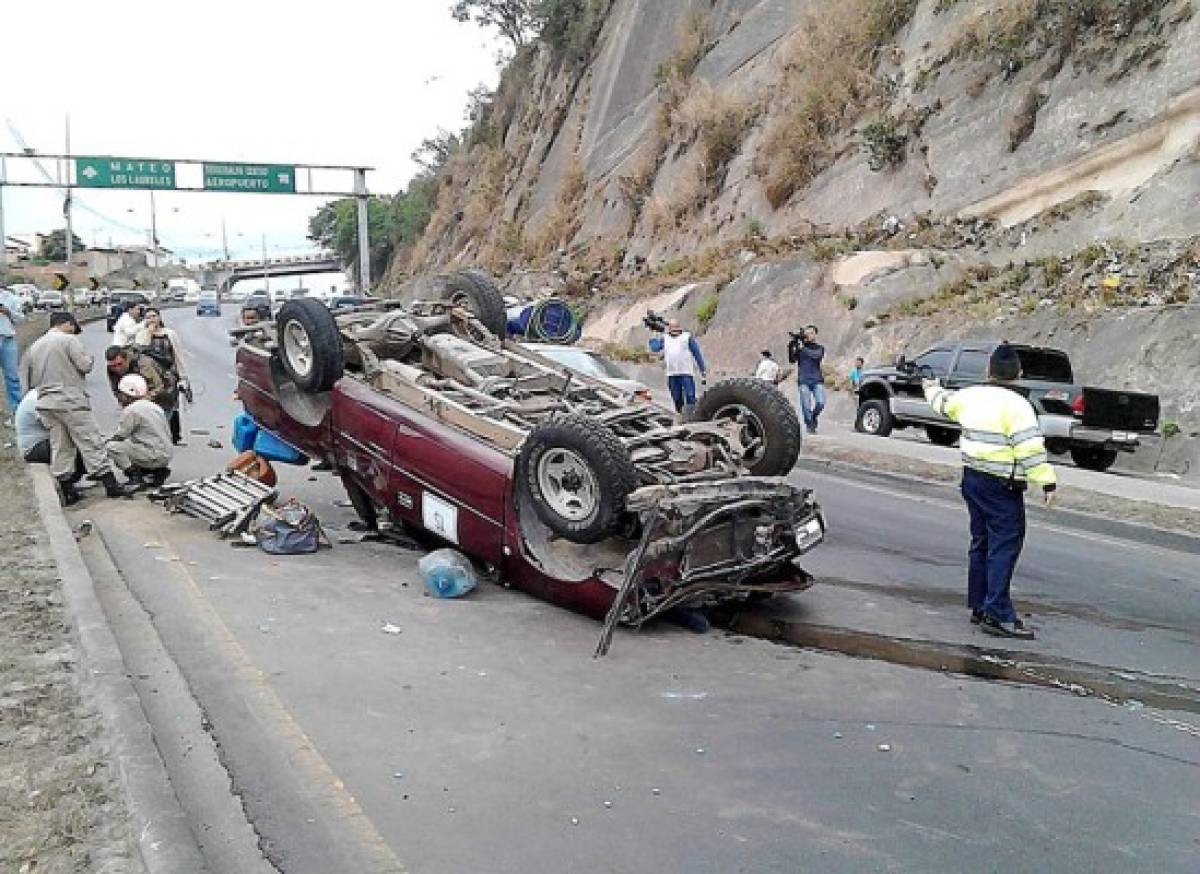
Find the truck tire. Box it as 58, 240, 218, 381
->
517, 414, 640, 544
442, 270, 507, 339
1070, 447, 1118, 472
694, 378, 802, 476
276, 298, 344, 392
925, 425, 959, 447
855, 399, 893, 437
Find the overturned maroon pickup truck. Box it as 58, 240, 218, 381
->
232, 272, 824, 648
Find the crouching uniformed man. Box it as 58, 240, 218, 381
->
922, 343, 1056, 640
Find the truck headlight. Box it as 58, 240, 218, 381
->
794, 516, 824, 553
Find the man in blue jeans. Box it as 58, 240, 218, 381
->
648, 318, 706, 420
0, 286, 27, 424
787, 324, 825, 433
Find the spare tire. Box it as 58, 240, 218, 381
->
442, 270, 507, 339
276, 298, 344, 392
516, 414, 640, 544
695, 378, 802, 476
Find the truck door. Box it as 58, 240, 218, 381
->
893, 347, 955, 421
947, 348, 989, 389
331, 378, 399, 508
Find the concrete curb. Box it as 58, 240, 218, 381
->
29, 466, 208, 874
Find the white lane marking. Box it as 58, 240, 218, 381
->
804, 470, 1194, 559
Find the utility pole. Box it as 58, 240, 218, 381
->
149, 191, 161, 298
262, 232, 270, 298
221, 217, 230, 261
354, 168, 370, 294
64, 115, 74, 307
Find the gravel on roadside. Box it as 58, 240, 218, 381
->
0, 443, 140, 873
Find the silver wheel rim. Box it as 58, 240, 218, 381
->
712, 404, 766, 464
862, 407, 881, 433
282, 321, 314, 378
537, 449, 599, 522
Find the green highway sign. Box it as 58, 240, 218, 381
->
203, 162, 296, 193
76, 156, 176, 189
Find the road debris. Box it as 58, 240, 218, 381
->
877, 744, 892, 752
419, 549, 478, 598
151, 471, 277, 538
254, 500, 332, 555
381, 623, 402, 635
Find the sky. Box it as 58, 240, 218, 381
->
1, 0, 502, 263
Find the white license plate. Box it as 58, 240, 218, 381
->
1111, 431, 1133, 442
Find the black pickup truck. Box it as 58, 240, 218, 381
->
854, 341, 1160, 472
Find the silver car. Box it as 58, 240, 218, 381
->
521, 343, 651, 401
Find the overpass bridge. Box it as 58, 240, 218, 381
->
196, 253, 347, 296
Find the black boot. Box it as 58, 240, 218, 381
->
100, 472, 137, 499
57, 475, 82, 507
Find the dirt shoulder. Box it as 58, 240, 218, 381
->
801, 441, 1200, 537
0, 447, 140, 872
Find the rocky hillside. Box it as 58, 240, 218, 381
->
387, 0, 1200, 431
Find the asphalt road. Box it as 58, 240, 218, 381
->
71, 309, 1200, 873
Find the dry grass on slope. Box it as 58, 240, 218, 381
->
758, 0, 919, 208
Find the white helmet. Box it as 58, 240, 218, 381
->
118, 373, 149, 399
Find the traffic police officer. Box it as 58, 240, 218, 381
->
922, 343, 1056, 639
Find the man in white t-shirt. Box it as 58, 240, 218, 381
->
648, 318, 707, 418
112, 300, 145, 347
755, 349, 780, 383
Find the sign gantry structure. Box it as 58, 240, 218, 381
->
0, 151, 373, 291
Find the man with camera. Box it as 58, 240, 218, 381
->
787, 324, 825, 434
646, 314, 707, 420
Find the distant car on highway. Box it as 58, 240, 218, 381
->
196, 293, 222, 317
523, 343, 651, 401
36, 290, 64, 310
183, 288, 202, 303
71, 288, 97, 307
8, 284, 39, 311
326, 295, 377, 310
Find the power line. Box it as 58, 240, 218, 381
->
4, 118, 150, 236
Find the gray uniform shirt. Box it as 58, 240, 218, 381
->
112, 398, 172, 463
22, 330, 95, 410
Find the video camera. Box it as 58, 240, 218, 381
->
642, 310, 669, 333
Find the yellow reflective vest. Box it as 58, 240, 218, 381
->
923, 383, 1057, 489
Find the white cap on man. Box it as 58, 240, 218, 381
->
118, 373, 149, 399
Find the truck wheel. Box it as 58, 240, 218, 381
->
855, 399, 893, 436
925, 425, 960, 447
276, 298, 344, 392
694, 378, 802, 476
442, 270, 507, 339
1070, 447, 1118, 472
517, 414, 639, 544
